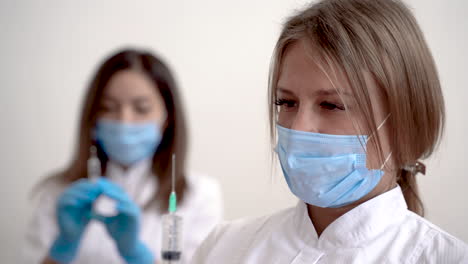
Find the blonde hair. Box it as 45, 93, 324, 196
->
268, 0, 445, 216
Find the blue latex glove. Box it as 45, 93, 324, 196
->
97, 178, 154, 264
49, 179, 101, 263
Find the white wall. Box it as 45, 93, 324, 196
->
407, 0, 468, 245
0, 0, 466, 262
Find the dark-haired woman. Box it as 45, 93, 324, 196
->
22, 49, 223, 264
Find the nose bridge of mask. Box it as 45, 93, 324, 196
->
277, 125, 367, 155
97, 118, 161, 133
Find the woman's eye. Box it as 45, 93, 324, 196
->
275, 99, 298, 111
99, 103, 117, 113
135, 104, 151, 114
320, 101, 345, 111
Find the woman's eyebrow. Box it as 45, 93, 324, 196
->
277, 87, 352, 97
101, 94, 117, 102
314, 89, 353, 97
132, 96, 152, 105
277, 87, 295, 96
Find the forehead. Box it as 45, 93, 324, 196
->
104, 70, 158, 97
277, 40, 344, 94
276, 40, 384, 100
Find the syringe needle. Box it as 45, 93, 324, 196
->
172, 154, 176, 193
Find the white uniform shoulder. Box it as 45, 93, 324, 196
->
191, 206, 296, 263
405, 212, 468, 263
218, 206, 295, 243
21, 172, 69, 264
181, 172, 223, 211
30, 172, 68, 205
177, 172, 224, 262
186, 172, 221, 194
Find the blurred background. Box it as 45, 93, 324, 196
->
0, 0, 467, 262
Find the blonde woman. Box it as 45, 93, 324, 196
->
192, 0, 468, 262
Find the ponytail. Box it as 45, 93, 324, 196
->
397, 168, 424, 216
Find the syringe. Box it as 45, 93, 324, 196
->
88, 146, 101, 180
161, 154, 183, 264
88, 145, 117, 217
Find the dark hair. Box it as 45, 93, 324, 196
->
55, 48, 188, 211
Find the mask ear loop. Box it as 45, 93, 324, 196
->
364, 113, 392, 170
380, 152, 393, 170
365, 112, 392, 144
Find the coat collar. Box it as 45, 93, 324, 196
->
294, 186, 408, 249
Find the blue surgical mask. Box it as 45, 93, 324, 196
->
276, 116, 390, 208
95, 119, 163, 166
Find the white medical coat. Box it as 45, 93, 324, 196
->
22, 159, 223, 263
192, 186, 468, 263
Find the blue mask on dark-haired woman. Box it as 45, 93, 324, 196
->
95, 119, 163, 166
